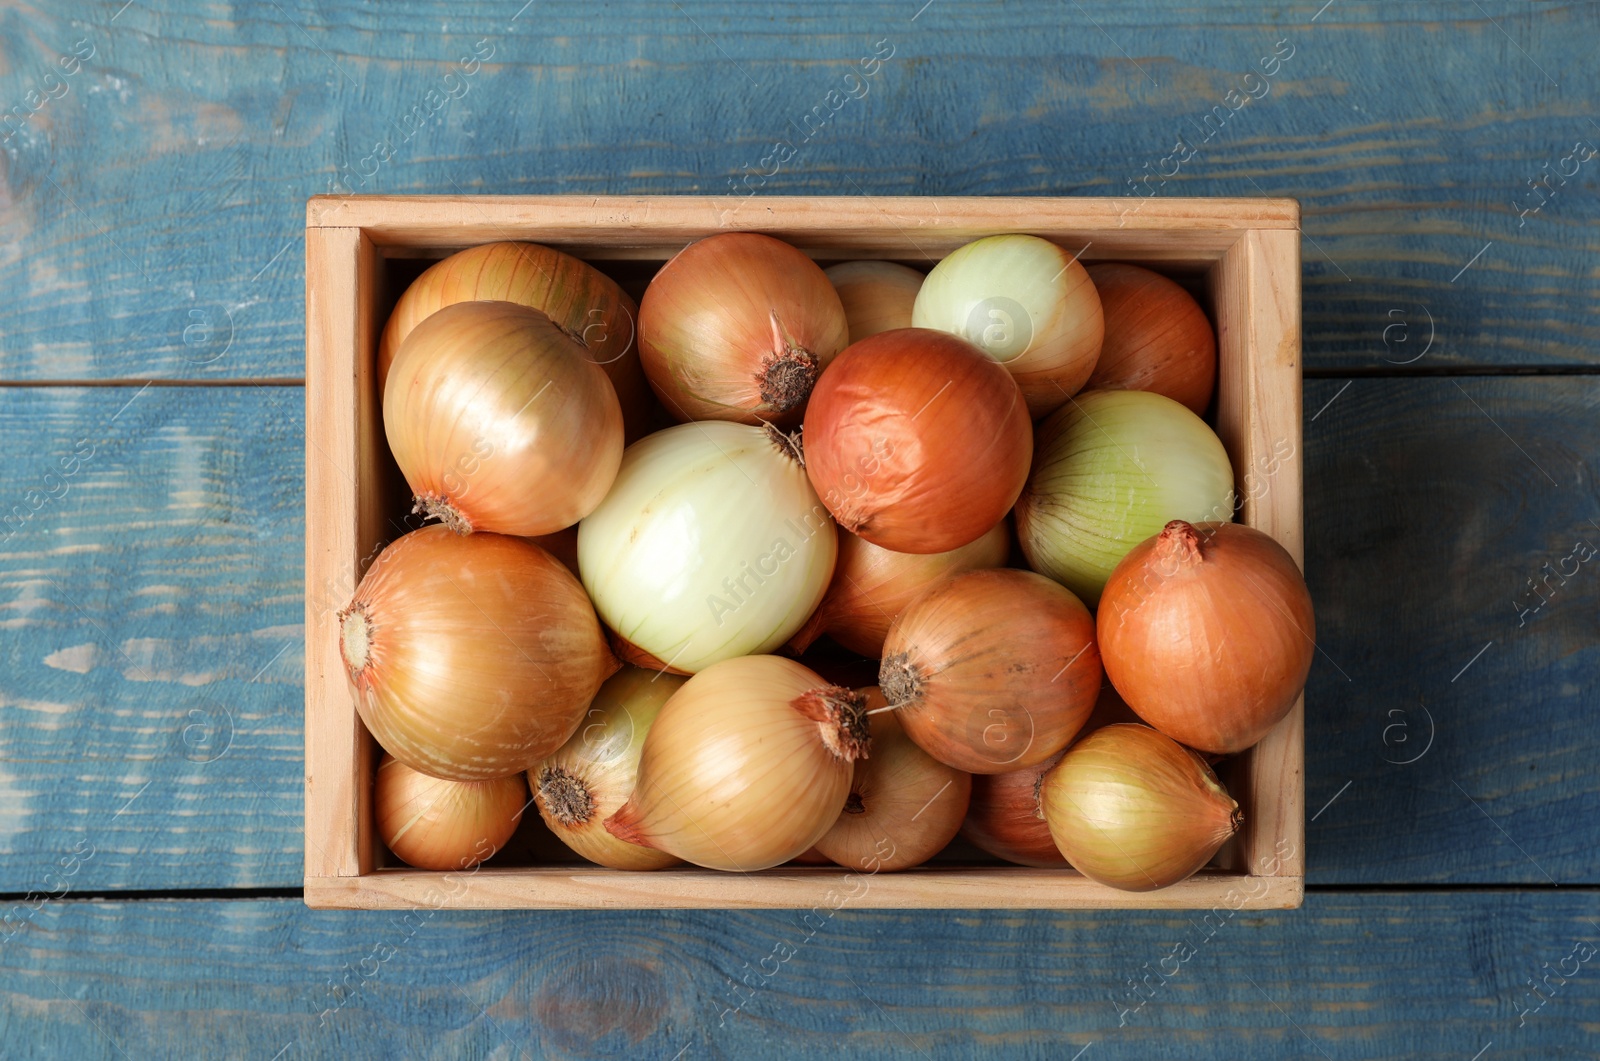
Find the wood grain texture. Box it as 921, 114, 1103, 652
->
2, 894, 1597, 1059
1, 2, 1597, 377
0, 386, 305, 892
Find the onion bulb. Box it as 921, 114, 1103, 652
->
1098, 520, 1315, 754
1015, 388, 1233, 607
1039, 724, 1241, 891
604, 655, 870, 871
912, 234, 1104, 417
578, 421, 837, 674
825, 261, 924, 344
340, 526, 618, 780
1084, 263, 1216, 414
960, 752, 1068, 868
377, 241, 653, 438
814, 693, 970, 871
803, 327, 1032, 554
375, 754, 527, 871
638, 233, 849, 424
531, 666, 684, 870
385, 300, 623, 537
879, 568, 1101, 774
788, 518, 1010, 657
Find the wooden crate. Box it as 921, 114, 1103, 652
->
304, 195, 1304, 910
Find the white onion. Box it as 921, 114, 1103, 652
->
577, 421, 837, 674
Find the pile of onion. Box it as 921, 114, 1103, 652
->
375, 754, 527, 871
825, 261, 924, 344
1083, 263, 1216, 414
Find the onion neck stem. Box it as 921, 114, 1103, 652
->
1154, 519, 1205, 568
413, 493, 474, 535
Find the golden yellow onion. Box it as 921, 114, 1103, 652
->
824, 260, 924, 344
375, 754, 527, 871
531, 666, 684, 871
605, 656, 869, 871
340, 526, 619, 781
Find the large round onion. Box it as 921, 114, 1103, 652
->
375, 754, 527, 871
1040, 723, 1240, 891
1098, 520, 1314, 754
605, 655, 869, 871
638, 233, 849, 424
788, 519, 1010, 657
1015, 388, 1233, 607
1084, 263, 1216, 414
803, 327, 1032, 554
577, 421, 837, 674
879, 568, 1102, 774
339, 526, 618, 780
385, 301, 624, 537
825, 261, 923, 344
912, 234, 1104, 417
377, 241, 653, 437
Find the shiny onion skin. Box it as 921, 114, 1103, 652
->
339, 526, 619, 781
531, 666, 684, 871
814, 695, 971, 872
1015, 388, 1234, 607
960, 752, 1068, 868
911, 233, 1104, 417
1039, 724, 1241, 891
376, 241, 653, 439
638, 233, 849, 425
824, 261, 924, 345
385, 301, 624, 537
604, 656, 870, 871
803, 328, 1033, 554
374, 754, 526, 872
1084, 264, 1217, 415
788, 518, 1010, 657
1098, 520, 1315, 754
879, 568, 1102, 774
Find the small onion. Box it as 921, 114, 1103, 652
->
960, 752, 1067, 868
1015, 388, 1234, 607
385, 301, 624, 537
638, 232, 849, 424
788, 519, 1010, 657
377, 241, 654, 438
340, 526, 618, 780
577, 421, 837, 674
803, 327, 1032, 554
1039, 724, 1241, 891
531, 666, 684, 870
1098, 520, 1315, 754
375, 754, 527, 871
815, 694, 971, 872
824, 261, 924, 344
912, 234, 1104, 417
604, 655, 870, 871
1084, 263, 1216, 414
879, 568, 1102, 774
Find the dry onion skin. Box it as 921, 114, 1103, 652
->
531, 666, 684, 870
803, 327, 1032, 554
1015, 388, 1234, 607
879, 568, 1102, 774
788, 518, 1010, 657
605, 655, 869, 871
638, 232, 849, 425
578, 421, 837, 674
376, 241, 653, 437
960, 752, 1068, 868
385, 301, 624, 537
340, 526, 619, 781
375, 754, 527, 871
912, 233, 1105, 417
1098, 520, 1315, 754
1083, 263, 1217, 415
1039, 724, 1241, 891
824, 260, 924, 345
814, 694, 971, 872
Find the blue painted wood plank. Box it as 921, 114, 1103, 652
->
0, 893, 1596, 1059
0, 386, 304, 891
0, 2, 1596, 378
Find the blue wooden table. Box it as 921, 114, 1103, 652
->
2, 2, 1597, 1057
